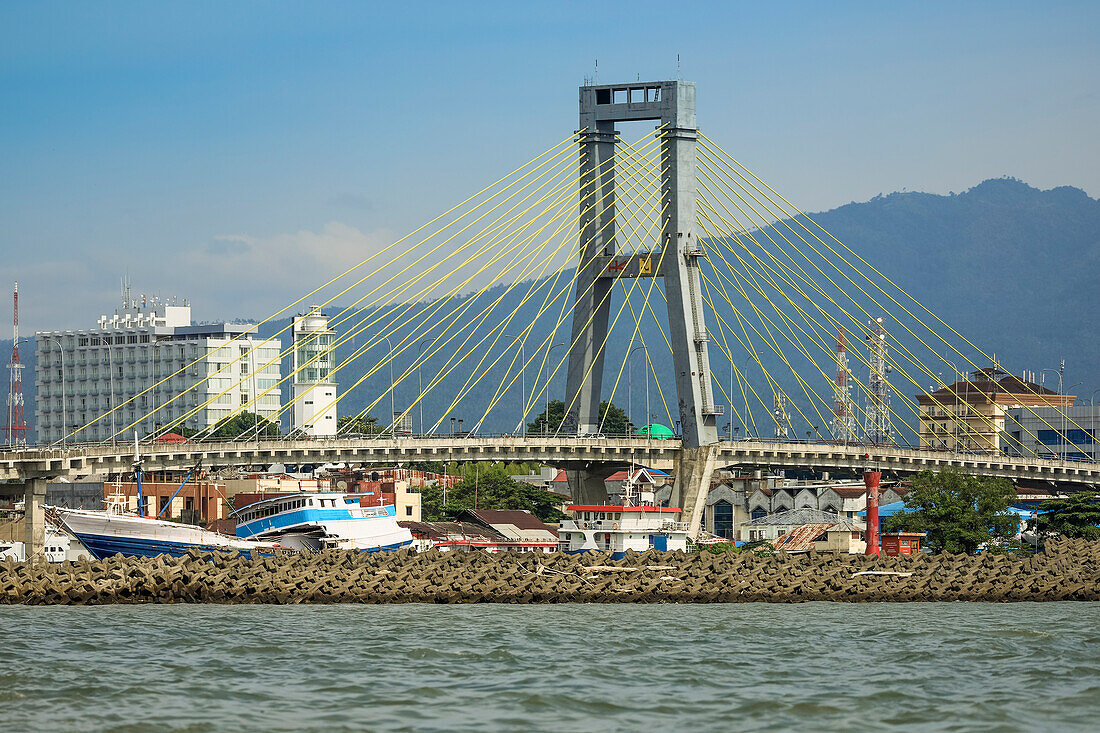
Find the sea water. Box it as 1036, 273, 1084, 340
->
2, 603, 1098, 731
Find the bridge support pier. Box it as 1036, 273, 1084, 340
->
563, 463, 622, 505
24, 478, 46, 563
672, 446, 719, 540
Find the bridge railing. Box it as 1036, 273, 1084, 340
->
2, 433, 1098, 471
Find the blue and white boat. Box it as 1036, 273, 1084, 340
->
53, 494, 278, 559
234, 492, 414, 552
52, 441, 277, 560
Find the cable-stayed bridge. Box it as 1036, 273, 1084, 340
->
5, 79, 1099, 551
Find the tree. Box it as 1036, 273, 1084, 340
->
885, 469, 1019, 554
206, 412, 280, 439
526, 399, 628, 435
337, 414, 383, 436
419, 462, 565, 523
1027, 492, 1100, 540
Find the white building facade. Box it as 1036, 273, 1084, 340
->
35, 299, 282, 443
290, 306, 337, 437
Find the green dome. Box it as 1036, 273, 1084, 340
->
637, 423, 674, 439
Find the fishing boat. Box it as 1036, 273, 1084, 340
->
555, 473, 689, 559
53, 497, 278, 559
556, 504, 689, 559
234, 492, 414, 552
51, 438, 277, 559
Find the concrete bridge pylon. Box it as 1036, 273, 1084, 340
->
562, 79, 721, 512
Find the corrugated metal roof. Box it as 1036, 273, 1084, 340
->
770, 523, 836, 552
749, 507, 860, 530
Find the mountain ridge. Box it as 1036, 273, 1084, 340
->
6, 177, 1098, 441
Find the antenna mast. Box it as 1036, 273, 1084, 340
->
5, 282, 27, 445
773, 392, 789, 440
831, 326, 858, 444
864, 317, 892, 445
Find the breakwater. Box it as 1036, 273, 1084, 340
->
3, 538, 1098, 604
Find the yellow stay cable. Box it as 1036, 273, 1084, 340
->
70, 135, 578, 442
700, 136, 1095, 456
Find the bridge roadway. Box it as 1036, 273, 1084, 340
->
3, 436, 1099, 487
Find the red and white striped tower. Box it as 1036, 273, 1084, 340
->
831, 327, 857, 444
5, 282, 28, 445
864, 467, 881, 555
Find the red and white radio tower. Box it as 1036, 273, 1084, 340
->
5, 282, 27, 445
830, 326, 857, 445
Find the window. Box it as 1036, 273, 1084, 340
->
405, 506, 413, 516
713, 500, 734, 539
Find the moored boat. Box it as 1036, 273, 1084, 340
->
53, 495, 278, 559
234, 492, 414, 552
51, 439, 277, 559
556, 504, 689, 559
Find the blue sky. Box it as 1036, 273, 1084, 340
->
2, 0, 1097, 332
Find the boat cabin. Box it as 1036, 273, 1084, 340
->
557, 504, 688, 559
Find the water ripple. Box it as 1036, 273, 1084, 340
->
1, 603, 1098, 731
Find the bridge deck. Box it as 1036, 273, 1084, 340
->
2, 438, 1098, 487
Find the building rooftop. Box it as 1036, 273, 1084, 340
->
917, 370, 1071, 405
748, 507, 861, 531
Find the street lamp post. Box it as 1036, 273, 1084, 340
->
416, 337, 436, 436
628, 345, 648, 437
942, 355, 960, 452
504, 334, 526, 434
1041, 367, 1062, 459
742, 356, 756, 438
32, 337, 67, 447
545, 342, 566, 436
1065, 381, 1083, 461
94, 336, 117, 447
380, 336, 395, 437
150, 339, 172, 439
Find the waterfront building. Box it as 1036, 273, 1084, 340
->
697, 477, 906, 540
740, 507, 865, 553
915, 368, 1071, 454
1002, 405, 1099, 461
401, 510, 559, 553
34, 297, 282, 443
290, 306, 337, 437
881, 532, 926, 556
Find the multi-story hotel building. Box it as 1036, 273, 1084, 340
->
35, 298, 282, 443
915, 368, 1072, 454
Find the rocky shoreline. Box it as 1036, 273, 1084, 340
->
2, 538, 1098, 605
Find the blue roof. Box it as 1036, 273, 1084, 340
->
858, 500, 908, 518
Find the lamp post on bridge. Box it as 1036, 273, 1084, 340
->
628, 344, 649, 438
93, 336, 117, 447
151, 339, 172, 440
380, 336, 395, 438
23, 337, 66, 447
416, 337, 437, 436
1042, 367, 1064, 460
545, 342, 566, 436
1065, 381, 1083, 461
504, 334, 526, 435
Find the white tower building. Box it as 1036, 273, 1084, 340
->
291, 306, 337, 437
